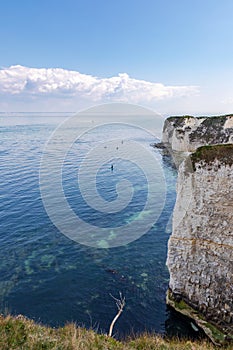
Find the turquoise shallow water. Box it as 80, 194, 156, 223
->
0, 115, 200, 338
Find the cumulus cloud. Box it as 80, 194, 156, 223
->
0, 65, 198, 104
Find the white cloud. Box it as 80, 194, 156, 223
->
0, 65, 198, 104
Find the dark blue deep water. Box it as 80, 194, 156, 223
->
0, 115, 199, 339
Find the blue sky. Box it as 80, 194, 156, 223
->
1, 0, 233, 115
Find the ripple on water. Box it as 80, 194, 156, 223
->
0, 118, 199, 339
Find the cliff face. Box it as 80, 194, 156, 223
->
162, 115, 233, 152
166, 144, 233, 344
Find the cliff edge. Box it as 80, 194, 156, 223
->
162, 115, 233, 152
166, 144, 233, 345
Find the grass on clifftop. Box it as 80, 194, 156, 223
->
0, 314, 232, 350
191, 144, 233, 170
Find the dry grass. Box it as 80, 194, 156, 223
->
0, 314, 231, 350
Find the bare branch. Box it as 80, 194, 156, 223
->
108, 292, 126, 337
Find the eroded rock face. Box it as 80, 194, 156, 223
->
162, 115, 233, 152
166, 145, 233, 343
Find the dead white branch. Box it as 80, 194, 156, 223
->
108, 292, 126, 337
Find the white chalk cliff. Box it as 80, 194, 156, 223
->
162, 115, 233, 152
164, 119, 233, 345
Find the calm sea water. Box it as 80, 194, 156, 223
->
0, 114, 200, 339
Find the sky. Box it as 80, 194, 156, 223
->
1, 0, 233, 116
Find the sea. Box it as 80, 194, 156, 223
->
0, 112, 201, 339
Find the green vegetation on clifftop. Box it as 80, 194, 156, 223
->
191, 144, 233, 170
0, 314, 231, 350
